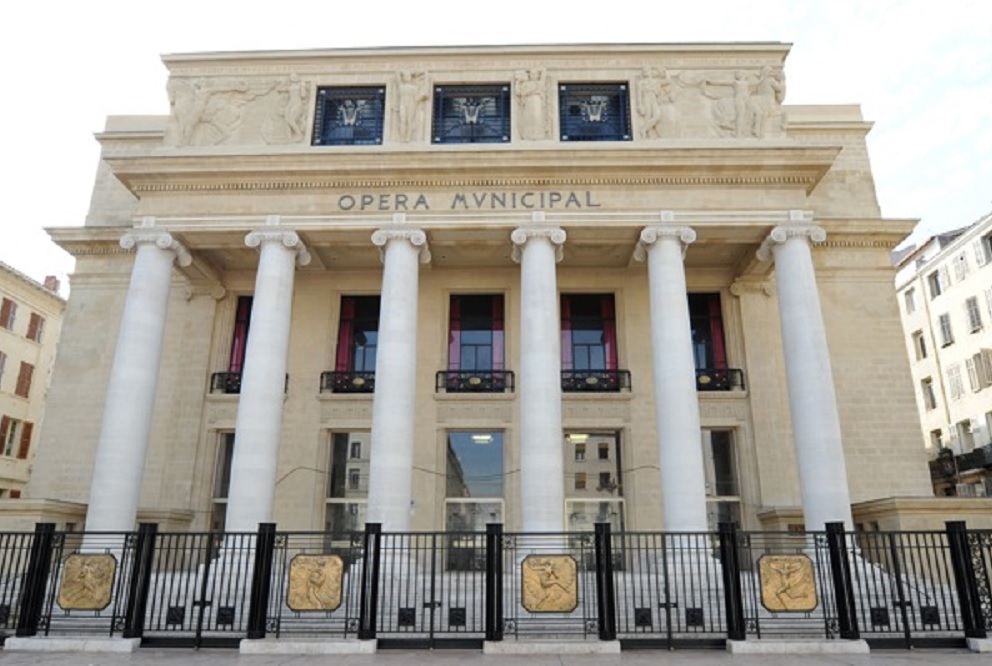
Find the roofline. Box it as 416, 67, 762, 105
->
0, 260, 66, 304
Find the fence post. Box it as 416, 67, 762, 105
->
15, 523, 56, 637
718, 522, 746, 641
358, 522, 382, 640
825, 521, 860, 640
946, 520, 987, 639
485, 523, 504, 641
594, 522, 617, 641
246, 523, 277, 640
122, 523, 158, 639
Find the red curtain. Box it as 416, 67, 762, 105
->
448, 296, 461, 370
601, 295, 618, 370
492, 295, 504, 370
335, 297, 356, 371
708, 294, 727, 369
228, 296, 253, 372
560, 295, 573, 370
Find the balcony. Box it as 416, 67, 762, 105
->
436, 370, 515, 393
320, 371, 375, 394
928, 456, 957, 483
209, 372, 288, 394
561, 370, 631, 393
695, 368, 745, 392
956, 444, 992, 473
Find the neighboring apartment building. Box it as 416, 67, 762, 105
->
0, 262, 65, 498
18, 43, 940, 536
894, 212, 992, 496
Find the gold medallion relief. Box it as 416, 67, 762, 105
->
287, 555, 344, 611
58, 554, 116, 611
759, 554, 817, 612
521, 555, 578, 613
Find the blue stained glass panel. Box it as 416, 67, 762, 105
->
558, 82, 632, 142
312, 87, 385, 146
432, 85, 511, 144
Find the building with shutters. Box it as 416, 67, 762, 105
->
8, 43, 956, 536
0, 262, 64, 501
893, 212, 992, 497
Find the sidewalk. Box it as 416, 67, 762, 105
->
0, 647, 984, 665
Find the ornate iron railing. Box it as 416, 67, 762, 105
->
561, 369, 631, 392
695, 368, 745, 391
956, 444, 992, 472
209, 372, 288, 395
435, 371, 515, 393
320, 371, 376, 394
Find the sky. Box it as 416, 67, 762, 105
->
2, 0, 989, 293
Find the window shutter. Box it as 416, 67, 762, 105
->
0, 298, 12, 328
26, 313, 39, 342
0, 416, 10, 449
15, 362, 34, 398
16, 422, 32, 459
975, 239, 989, 267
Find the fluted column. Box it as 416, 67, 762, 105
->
225, 218, 310, 532
758, 222, 853, 530
85, 221, 191, 533
634, 224, 708, 532
366, 226, 430, 531
511, 223, 566, 532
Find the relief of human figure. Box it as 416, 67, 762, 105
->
515, 69, 548, 140
168, 77, 272, 146
397, 71, 429, 142
636, 67, 679, 139
699, 67, 786, 138
747, 66, 786, 138
261, 74, 310, 145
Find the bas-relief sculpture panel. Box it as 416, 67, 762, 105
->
162, 65, 786, 148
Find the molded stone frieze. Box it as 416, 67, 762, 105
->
165, 74, 311, 147
562, 402, 630, 420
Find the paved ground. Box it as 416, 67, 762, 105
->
0, 648, 987, 665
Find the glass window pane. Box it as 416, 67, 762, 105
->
328, 432, 370, 499
446, 431, 504, 498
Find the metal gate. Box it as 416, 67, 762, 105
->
140, 531, 253, 647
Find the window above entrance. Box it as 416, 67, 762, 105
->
312, 87, 386, 146
558, 82, 631, 142
432, 85, 511, 144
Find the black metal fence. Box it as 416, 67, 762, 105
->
2, 521, 991, 650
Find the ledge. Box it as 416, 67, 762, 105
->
726, 639, 869, 654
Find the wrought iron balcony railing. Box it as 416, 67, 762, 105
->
561, 370, 631, 393
209, 372, 288, 394
695, 368, 746, 392
955, 444, 992, 472
928, 457, 957, 483
320, 371, 376, 394
435, 370, 515, 393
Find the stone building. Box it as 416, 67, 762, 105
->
894, 212, 992, 497
0, 262, 64, 501
14, 43, 941, 535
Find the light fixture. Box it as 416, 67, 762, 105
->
471, 434, 493, 444
567, 433, 589, 444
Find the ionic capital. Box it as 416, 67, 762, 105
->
510, 226, 567, 263
120, 229, 192, 267
729, 278, 775, 298
756, 224, 826, 262
371, 228, 431, 264
633, 225, 696, 262
245, 229, 311, 266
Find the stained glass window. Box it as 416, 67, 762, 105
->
559, 82, 631, 142
432, 85, 510, 144
312, 87, 385, 146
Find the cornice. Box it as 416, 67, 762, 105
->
104, 145, 840, 196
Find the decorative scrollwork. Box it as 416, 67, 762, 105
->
814, 534, 829, 547
503, 619, 516, 633
745, 618, 758, 633
52, 533, 65, 548
266, 618, 280, 633
968, 533, 992, 629
124, 533, 138, 548
113, 617, 127, 631
584, 619, 598, 633
346, 618, 359, 632
274, 534, 288, 547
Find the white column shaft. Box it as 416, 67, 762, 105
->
85, 239, 182, 533
516, 232, 565, 532
642, 230, 709, 532
769, 230, 853, 530
366, 234, 423, 531
225, 238, 300, 532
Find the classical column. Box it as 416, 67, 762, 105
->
225, 218, 310, 533
366, 226, 430, 531
84, 221, 191, 533
511, 223, 566, 532
634, 224, 709, 532
758, 222, 853, 530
